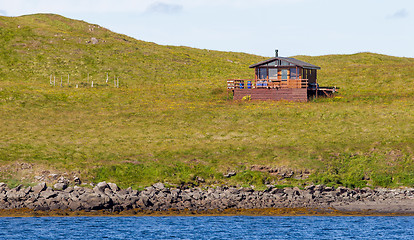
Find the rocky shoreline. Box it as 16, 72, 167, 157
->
1, 182, 414, 215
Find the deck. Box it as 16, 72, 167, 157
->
227, 79, 308, 90
227, 79, 336, 101
227, 79, 309, 101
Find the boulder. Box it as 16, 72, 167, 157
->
68, 200, 82, 211
40, 189, 58, 199
153, 182, 165, 190
81, 193, 112, 210
104, 188, 114, 196
305, 185, 315, 191
73, 177, 81, 185
33, 182, 47, 194
91, 37, 98, 44
13, 185, 23, 191
54, 182, 68, 191
137, 195, 150, 208
64, 187, 74, 193
48, 174, 59, 181
336, 187, 348, 194
93, 181, 108, 193
6, 190, 18, 201
192, 191, 201, 200
23, 186, 32, 194
224, 171, 236, 178
108, 182, 120, 192
97, 181, 108, 190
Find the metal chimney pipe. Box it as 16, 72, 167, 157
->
275, 49, 279, 57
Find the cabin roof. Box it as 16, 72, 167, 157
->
249, 57, 321, 70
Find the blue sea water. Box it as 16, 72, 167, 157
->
0, 216, 413, 239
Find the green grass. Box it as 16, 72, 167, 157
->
0, 14, 414, 189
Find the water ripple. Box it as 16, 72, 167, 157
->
0, 216, 413, 239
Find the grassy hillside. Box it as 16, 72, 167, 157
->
1, 14, 413, 189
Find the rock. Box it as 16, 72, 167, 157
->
34, 176, 44, 181
196, 176, 205, 183
97, 181, 108, 189
93, 186, 104, 194
108, 183, 120, 192
192, 191, 201, 200
138, 195, 151, 208
93, 181, 108, 193
32, 182, 47, 194
305, 185, 315, 191
58, 176, 69, 185
104, 188, 113, 196
48, 174, 59, 180
81, 193, 112, 210
68, 200, 82, 211
361, 187, 373, 193
64, 187, 74, 193
33, 200, 50, 211
303, 192, 314, 200
1, 179, 413, 213
153, 182, 165, 190
5, 190, 19, 201
270, 188, 284, 194
73, 177, 81, 185
54, 182, 68, 191
23, 186, 32, 194
336, 187, 348, 194
40, 189, 57, 199
144, 186, 155, 193
224, 171, 236, 178
91, 37, 98, 44
315, 185, 325, 191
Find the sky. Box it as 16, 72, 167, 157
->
0, 0, 413, 58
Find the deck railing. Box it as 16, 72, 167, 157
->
227, 79, 308, 90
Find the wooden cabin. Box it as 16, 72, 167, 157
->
227, 55, 336, 101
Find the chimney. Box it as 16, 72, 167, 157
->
275, 49, 279, 57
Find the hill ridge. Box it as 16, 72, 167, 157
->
0, 13, 413, 189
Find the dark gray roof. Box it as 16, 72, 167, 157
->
249, 57, 321, 70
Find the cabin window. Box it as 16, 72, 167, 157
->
290, 68, 298, 79
269, 68, 278, 79
281, 69, 288, 79
259, 68, 268, 79
267, 61, 276, 66
280, 60, 293, 66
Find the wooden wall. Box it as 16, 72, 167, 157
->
233, 88, 308, 101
